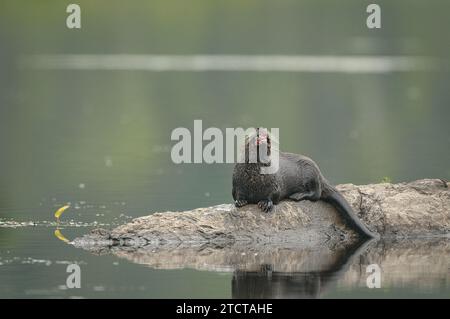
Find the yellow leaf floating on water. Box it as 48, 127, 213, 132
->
54, 229, 69, 243
53, 205, 71, 243
54, 205, 70, 220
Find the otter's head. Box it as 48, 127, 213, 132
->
244, 128, 272, 165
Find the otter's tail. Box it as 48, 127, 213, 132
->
323, 189, 376, 239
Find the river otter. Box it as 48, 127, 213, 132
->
232, 128, 375, 238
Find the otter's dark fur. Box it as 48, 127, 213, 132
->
232, 128, 375, 238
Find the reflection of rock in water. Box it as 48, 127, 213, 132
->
341, 239, 450, 289
75, 237, 450, 298
232, 239, 371, 299
104, 238, 367, 273
231, 238, 450, 298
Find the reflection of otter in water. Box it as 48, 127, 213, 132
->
232, 265, 324, 299
232, 128, 375, 238
232, 239, 373, 299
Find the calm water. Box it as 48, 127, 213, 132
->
0, 0, 449, 298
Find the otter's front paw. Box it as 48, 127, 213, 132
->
258, 200, 273, 213
235, 199, 248, 208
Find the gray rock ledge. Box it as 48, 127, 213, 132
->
72, 179, 449, 250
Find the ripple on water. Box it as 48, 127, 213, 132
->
0, 219, 113, 228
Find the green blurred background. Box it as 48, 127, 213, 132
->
0, 0, 449, 298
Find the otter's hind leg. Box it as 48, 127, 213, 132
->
289, 178, 321, 202
289, 191, 320, 202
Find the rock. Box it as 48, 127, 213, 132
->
73, 179, 449, 250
